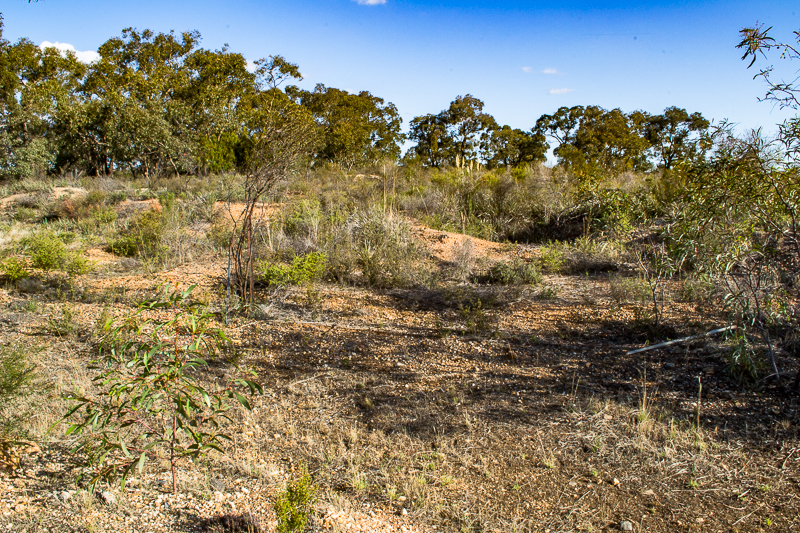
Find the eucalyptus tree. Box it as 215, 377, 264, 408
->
407, 113, 452, 168
0, 24, 86, 179
642, 107, 709, 170
227, 61, 320, 308
535, 105, 651, 175
180, 46, 255, 174
74, 28, 200, 179
443, 94, 496, 167
483, 125, 549, 169
296, 84, 403, 168
408, 95, 496, 168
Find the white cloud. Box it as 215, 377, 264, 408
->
354, 0, 386, 4
40, 41, 100, 64
542, 68, 560, 75
521, 66, 533, 73
549, 88, 574, 95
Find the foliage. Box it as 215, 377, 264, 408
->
19, 230, 90, 275
483, 125, 548, 169
535, 105, 708, 177
274, 462, 317, 533
1, 257, 30, 282
673, 114, 800, 387
642, 107, 709, 169
738, 23, 800, 110
259, 251, 327, 287
61, 284, 262, 493
0, 343, 39, 409
48, 304, 78, 337
478, 258, 542, 285
408, 95, 498, 168
228, 84, 320, 307
109, 210, 165, 259
325, 209, 429, 289
22, 230, 68, 271
296, 84, 404, 168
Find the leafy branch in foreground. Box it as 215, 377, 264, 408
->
60, 284, 262, 493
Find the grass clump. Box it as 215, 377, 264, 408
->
326, 210, 430, 289
274, 462, 317, 533
0, 343, 43, 461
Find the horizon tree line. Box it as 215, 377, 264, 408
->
0, 23, 711, 181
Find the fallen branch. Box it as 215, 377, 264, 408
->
626, 326, 736, 355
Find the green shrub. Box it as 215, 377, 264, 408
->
13, 206, 38, 221
274, 462, 317, 533
259, 252, 327, 287
92, 206, 118, 225
0, 344, 38, 407
459, 300, 498, 336
538, 244, 566, 274
479, 258, 542, 285
1, 257, 30, 282
326, 210, 430, 289
157, 191, 176, 211
109, 210, 165, 258
726, 330, 763, 382
678, 275, 715, 303
48, 304, 78, 337
208, 222, 233, 250
20, 231, 92, 276
23, 231, 68, 271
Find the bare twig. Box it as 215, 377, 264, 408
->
627, 326, 736, 355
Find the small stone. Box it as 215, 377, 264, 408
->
60, 491, 72, 502
397, 496, 407, 502
620, 520, 633, 531
97, 491, 117, 505
613, 478, 620, 486
401, 508, 407, 515
643, 489, 654, 496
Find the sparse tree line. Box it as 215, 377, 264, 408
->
0, 23, 712, 181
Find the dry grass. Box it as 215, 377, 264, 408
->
0, 171, 798, 533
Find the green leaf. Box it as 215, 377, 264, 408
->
120, 438, 132, 458
233, 392, 251, 410
137, 451, 147, 473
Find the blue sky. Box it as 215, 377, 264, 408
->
3, 0, 799, 142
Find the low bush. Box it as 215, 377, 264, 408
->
274, 462, 317, 533
0, 343, 42, 453
325, 209, 430, 289
1, 257, 30, 283
259, 252, 327, 287
477, 258, 542, 285
23, 231, 68, 271
109, 210, 165, 259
